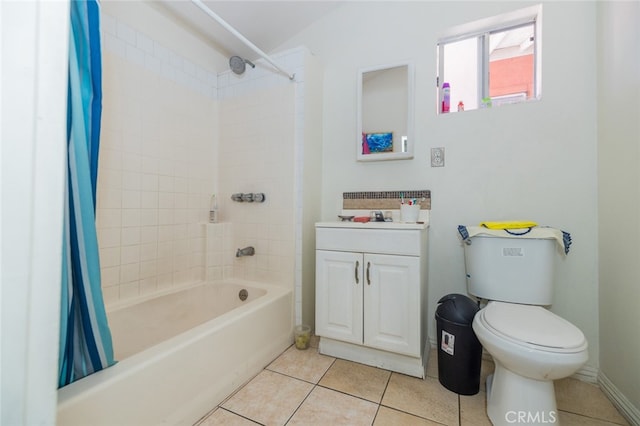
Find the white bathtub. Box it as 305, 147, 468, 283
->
57, 280, 293, 425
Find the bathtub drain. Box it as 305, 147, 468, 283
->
239, 289, 248, 301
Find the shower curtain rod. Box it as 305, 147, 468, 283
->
190, 0, 296, 81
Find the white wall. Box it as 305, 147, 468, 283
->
597, 1, 640, 420
1, 1, 69, 423
279, 1, 600, 373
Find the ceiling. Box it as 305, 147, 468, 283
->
155, 1, 343, 72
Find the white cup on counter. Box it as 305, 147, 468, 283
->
400, 203, 420, 223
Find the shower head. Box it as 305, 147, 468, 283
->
229, 56, 255, 75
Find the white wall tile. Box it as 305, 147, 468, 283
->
141, 174, 158, 191
141, 156, 159, 174
140, 243, 157, 262
100, 247, 121, 268
125, 43, 145, 67
144, 53, 162, 74
123, 162, 143, 184
157, 225, 173, 242
97, 209, 121, 228
103, 12, 216, 100
119, 280, 140, 299
98, 227, 121, 248
101, 266, 120, 287
139, 260, 157, 279
105, 33, 126, 58
116, 20, 136, 44
158, 209, 173, 225
136, 32, 154, 55
139, 277, 158, 296
121, 190, 141, 209
140, 226, 158, 244
141, 191, 158, 209
120, 245, 140, 265
121, 226, 140, 246
121, 209, 140, 227
158, 175, 174, 192
140, 209, 158, 226
100, 188, 122, 209
158, 192, 174, 209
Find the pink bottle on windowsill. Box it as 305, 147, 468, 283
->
442, 82, 450, 113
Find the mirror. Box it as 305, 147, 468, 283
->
357, 62, 414, 161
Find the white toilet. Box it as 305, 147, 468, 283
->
464, 233, 588, 425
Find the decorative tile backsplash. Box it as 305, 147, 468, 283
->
343, 190, 431, 210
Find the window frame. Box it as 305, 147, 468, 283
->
437, 4, 542, 113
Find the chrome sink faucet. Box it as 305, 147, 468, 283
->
236, 246, 255, 257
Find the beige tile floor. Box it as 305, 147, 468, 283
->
196, 337, 629, 426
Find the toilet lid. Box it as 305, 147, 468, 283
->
483, 302, 586, 349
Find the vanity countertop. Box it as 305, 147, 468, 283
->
317, 209, 429, 230
316, 221, 428, 230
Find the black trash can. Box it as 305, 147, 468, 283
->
435, 293, 482, 395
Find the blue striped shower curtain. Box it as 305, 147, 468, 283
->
59, 0, 115, 387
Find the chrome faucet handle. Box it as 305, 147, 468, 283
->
231, 193, 264, 203
236, 246, 255, 257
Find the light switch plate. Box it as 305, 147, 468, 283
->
431, 147, 445, 167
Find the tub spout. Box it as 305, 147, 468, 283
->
236, 246, 255, 257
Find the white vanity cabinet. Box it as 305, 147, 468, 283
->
315, 222, 428, 378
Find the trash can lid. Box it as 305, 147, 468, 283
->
436, 294, 479, 325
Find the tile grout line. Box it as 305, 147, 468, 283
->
282, 354, 335, 425
370, 370, 393, 424
223, 407, 265, 426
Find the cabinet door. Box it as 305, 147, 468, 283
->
315, 250, 363, 345
363, 253, 420, 356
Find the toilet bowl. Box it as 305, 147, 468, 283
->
473, 301, 588, 425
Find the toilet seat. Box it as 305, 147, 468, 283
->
480, 302, 586, 353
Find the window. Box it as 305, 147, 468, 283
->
437, 5, 542, 113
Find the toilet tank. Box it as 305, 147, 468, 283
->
464, 235, 556, 305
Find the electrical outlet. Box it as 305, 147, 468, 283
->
431, 147, 445, 167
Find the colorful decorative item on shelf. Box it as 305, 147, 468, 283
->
362, 132, 393, 154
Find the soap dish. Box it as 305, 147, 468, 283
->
353, 216, 370, 223
338, 215, 355, 222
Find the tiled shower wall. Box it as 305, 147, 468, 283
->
216, 82, 296, 288
97, 10, 306, 312
97, 13, 217, 305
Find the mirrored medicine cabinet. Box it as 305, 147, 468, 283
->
357, 62, 414, 162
